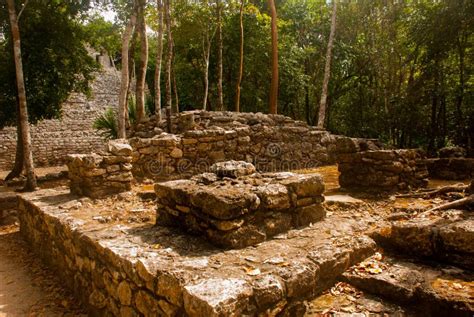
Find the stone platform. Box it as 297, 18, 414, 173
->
17, 188, 376, 316
155, 161, 326, 248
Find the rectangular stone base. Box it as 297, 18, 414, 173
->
155, 169, 326, 248
18, 189, 376, 316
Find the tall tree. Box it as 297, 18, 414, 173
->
164, 0, 173, 130
6, 0, 37, 190
234, 0, 244, 112
154, 0, 164, 122
136, 0, 149, 122
317, 0, 337, 128
216, 0, 224, 111
118, 4, 137, 139
268, 0, 278, 114
201, 0, 216, 111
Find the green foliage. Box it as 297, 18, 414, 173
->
83, 14, 122, 60
0, 1, 99, 128
93, 108, 118, 139
93, 96, 154, 139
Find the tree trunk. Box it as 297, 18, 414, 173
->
136, 0, 149, 123
202, 32, 212, 111
234, 0, 244, 112
6, 0, 37, 191
118, 6, 137, 139
154, 0, 164, 122
268, 0, 278, 114
317, 0, 337, 129
172, 55, 179, 112
216, 0, 224, 111
164, 0, 173, 130
5, 101, 24, 181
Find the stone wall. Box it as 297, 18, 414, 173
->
337, 149, 429, 191
425, 158, 474, 180
67, 141, 133, 198
155, 161, 326, 248
130, 111, 375, 180
0, 63, 120, 170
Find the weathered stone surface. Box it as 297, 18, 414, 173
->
343, 255, 474, 316
108, 140, 133, 156
425, 157, 474, 180
374, 212, 474, 269
155, 165, 326, 248
183, 278, 253, 317
17, 188, 377, 317
337, 149, 428, 191
209, 160, 256, 178
67, 140, 133, 198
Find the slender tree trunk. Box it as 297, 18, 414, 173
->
317, 0, 337, 128
164, 0, 173, 131
6, 0, 37, 190
118, 7, 137, 139
216, 0, 224, 111
235, 0, 245, 112
5, 101, 24, 181
235, 0, 244, 112
126, 37, 137, 128
172, 55, 179, 112
154, 0, 164, 122
136, 0, 149, 122
202, 33, 212, 111
268, 0, 278, 114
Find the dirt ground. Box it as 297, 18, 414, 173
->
0, 224, 86, 317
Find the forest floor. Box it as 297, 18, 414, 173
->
0, 224, 86, 316
0, 166, 84, 316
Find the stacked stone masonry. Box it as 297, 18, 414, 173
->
0, 62, 120, 170
337, 147, 429, 191
129, 111, 382, 180
155, 161, 326, 248
67, 140, 133, 198
17, 188, 377, 316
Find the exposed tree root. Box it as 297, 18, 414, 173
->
396, 183, 467, 199
427, 195, 474, 212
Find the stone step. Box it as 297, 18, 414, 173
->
342, 254, 474, 316
305, 281, 409, 316
373, 210, 474, 270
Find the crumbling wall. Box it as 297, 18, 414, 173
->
337, 148, 429, 191
67, 141, 133, 198
129, 111, 367, 180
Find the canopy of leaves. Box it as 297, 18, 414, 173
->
0, 0, 99, 127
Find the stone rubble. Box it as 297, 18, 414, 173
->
67, 140, 133, 198
155, 161, 326, 248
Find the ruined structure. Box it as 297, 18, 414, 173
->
129, 111, 341, 180
67, 140, 133, 198
155, 161, 325, 248
336, 140, 429, 191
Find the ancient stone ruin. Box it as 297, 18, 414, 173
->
4, 110, 472, 316
67, 140, 133, 198
155, 161, 325, 248
129, 111, 341, 180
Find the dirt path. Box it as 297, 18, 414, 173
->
0, 224, 86, 317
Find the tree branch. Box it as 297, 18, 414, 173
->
17, 0, 29, 21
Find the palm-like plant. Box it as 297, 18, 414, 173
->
93, 107, 118, 139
